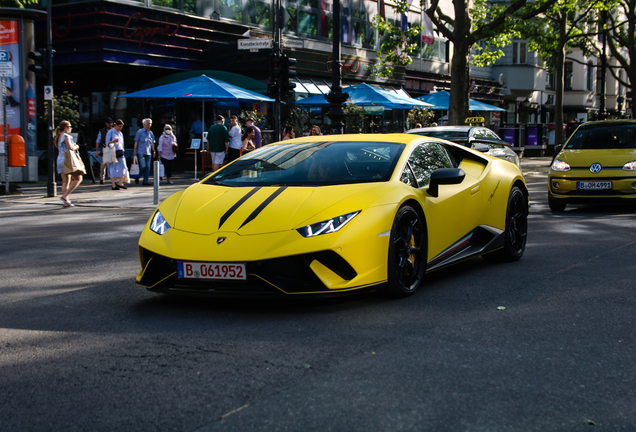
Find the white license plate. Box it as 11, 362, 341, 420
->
578, 181, 612, 190
177, 261, 246, 280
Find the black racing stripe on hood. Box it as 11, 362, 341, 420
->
239, 187, 288, 229
219, 187, 262, 229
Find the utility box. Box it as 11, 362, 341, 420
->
8, 135, 25, 167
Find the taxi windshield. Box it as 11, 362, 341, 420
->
412, 130, 469, 139
565, 124, 636, 149
203, 141, 404, 187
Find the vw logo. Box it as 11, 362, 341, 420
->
590, 163, 602, 173
217, 237, 227, 244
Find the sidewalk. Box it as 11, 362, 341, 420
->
0, 172, 203, 210
1, 158, 552, 209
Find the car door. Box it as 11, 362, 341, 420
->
400, 142, 483, 262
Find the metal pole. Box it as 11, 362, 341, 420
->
272, 0, 282, 142
154, 160, 159, 205
326, 0, 349, 134
46, 0, 56, 197
599, 10, 607, 119
3, 78, 8, 196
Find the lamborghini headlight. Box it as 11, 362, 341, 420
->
622, 160, 636, 171
551, 160, 571, 171
149, 210, 171, 235
297, 211, 360, 238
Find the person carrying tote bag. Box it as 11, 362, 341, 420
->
54, 120, 83, 208
105, 119, 129, 190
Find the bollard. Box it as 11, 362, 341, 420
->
153, 160, 159, 205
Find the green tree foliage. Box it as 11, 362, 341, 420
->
282, 104, 309, 136
521, 0, 610, 144
42, 91, 82, 130
344, 103, 366, 133
369, 0, 423, 79
425, 0, 558, 125
0, 0, 37, 7
407, 107, 435, 127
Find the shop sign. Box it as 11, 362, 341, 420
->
238, 39, 272, 50
282, 38, 303, 49
124, 12, 180, 47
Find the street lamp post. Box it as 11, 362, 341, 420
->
598, 10, 608, 120
326, 0, 349, 134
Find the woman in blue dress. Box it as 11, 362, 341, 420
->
105, 119, 128, 190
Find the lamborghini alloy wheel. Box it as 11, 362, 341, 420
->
485, 186, 528, 262
383, 205, 427, 297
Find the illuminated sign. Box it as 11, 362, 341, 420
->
124, 12, 180, 47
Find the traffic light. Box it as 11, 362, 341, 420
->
267, 82, 279, 98
280, 55, 297, 99
28, 49, 49, 78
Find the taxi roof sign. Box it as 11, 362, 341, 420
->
465, 117, 485, 124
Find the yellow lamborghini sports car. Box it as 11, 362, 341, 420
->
136, 134, 528, 298
549, 120, 636, 212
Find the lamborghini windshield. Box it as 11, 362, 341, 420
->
203, 141, 404, 186
565, 123, 636, 149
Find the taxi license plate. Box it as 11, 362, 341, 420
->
577, 181, 612, 190
177, 261, 246, 280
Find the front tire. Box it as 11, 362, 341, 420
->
485, 186, 528, 262
548, 198, 566, 212
381, 205, 427, 297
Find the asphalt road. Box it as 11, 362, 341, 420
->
1, 172, 635, 431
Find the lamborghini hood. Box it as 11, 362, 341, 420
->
172, 183, 381, 236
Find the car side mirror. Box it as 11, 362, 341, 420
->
428, 168, 466, 197
554, 144, 563, 154
472, 143, 490, 153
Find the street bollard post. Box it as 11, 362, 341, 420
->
153, 160, 159, 205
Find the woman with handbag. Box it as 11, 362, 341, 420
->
158, 124, 177, 184
54, 120, 83, 208
241, 126, 256, 155
105, 119, 129, 190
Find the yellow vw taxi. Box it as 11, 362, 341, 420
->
549, 120, 636, 211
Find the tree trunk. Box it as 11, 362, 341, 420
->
554, 13, 567, 146
449, 40, 471, 126
448, 0, 472, 126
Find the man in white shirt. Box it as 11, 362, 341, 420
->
227, 115, 242, 163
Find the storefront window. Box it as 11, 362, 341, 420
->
184, 0, 196, 14
286, 8, 298, 32
565, 61, 573, 91
422, 37, 446, 62
299, 11, 318, 36
247, 0, 271, 27
219, 0, 243, 21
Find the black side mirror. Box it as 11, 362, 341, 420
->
428, 168, 466, 197
554, 144, 563, 154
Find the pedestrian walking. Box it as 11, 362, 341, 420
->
282, 125, 295, 140
55, 120, 82, 208
106, 119, 129, 190
242, 126, 256, 154
94, 117, 113, 184
207, 115, 230, 172
133, 118, 156, 185
245, 119, 262, 148
158, 124, 177, 184
227, 115, 242, 163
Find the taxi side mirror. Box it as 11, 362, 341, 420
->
428, 168, 466, 197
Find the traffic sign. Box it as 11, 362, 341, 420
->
44, 85, 53, 101
238, 39, 273, 50
0, 50, 9, 62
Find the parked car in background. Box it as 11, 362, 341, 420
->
406, 124, 521, 169
548, 120, 636, 212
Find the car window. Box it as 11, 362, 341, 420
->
565, 124, 636, 149
204, 141, 405, 186
403, 142, 454, 188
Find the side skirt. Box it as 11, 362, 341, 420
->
426, 225, 504, 272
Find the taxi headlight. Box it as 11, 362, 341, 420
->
150, 210, 171, 235
551, 160, 571, 171
297, 211, 360, 237
622, 160, 636, 171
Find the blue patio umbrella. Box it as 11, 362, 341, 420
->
119, 75, 274, 179
296, 83, 435, 109
416, 90, 506, 111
